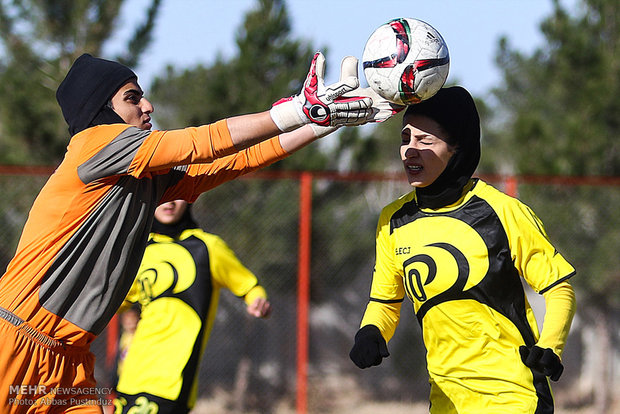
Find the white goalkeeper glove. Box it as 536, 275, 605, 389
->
309, 88, 405, 137
341, 87, 406, 124
270, 52, 373, 132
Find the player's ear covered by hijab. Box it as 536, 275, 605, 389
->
56, 54, 137, 136
404, 86, 481, 209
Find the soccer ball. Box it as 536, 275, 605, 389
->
362, 17, 450, 105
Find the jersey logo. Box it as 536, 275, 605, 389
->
402, 242, 468, 302
395, 216, 490, 314
136, 242, 197, 305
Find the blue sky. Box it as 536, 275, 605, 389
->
106, 0, 579, 97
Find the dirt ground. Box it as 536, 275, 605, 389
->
192, 399, 611, 414
188, 372, 619, 414
192, 389, 616, 414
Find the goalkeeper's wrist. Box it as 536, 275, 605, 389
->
310, 124, 338, 138
270, 96, 308, 132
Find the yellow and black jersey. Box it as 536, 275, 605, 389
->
361, 179, 575, 412
115, 229, 266, 410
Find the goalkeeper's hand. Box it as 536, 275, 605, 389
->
519, 345, 564, 381
270, 52, 373, 132
342, 86, 406, 124
349, 325, 390, 369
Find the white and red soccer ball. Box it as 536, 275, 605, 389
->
362, 17, 450, 105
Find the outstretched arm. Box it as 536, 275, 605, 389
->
228, 51, 402, 152
226, 111, 282, 151
226, 113, 328, 154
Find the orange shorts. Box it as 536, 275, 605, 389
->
0, 307, 104, 413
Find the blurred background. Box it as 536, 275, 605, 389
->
0, 0, 618, 413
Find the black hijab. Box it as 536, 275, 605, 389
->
56, 54, 137, 135
404, 86, 481, 209
150, 204, 198, 239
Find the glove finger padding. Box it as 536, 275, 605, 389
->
349, 325, 390, 369
341, 87, 405, 124
270, 52, 374, 132
340, 56, 359, 81
302, 53, 373, 127
337, 55, 360, 92
519, 345, 564, 381
314, 52, 326, 82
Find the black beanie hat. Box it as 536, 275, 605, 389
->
56, 54, 137, 135
404, 86, 481, 209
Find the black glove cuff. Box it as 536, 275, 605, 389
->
354, 324, 382, 341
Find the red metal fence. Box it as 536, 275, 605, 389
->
1, 166, 619, 413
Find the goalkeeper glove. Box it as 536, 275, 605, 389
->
349, 325, 390, 369
342, 86, 405, 124
519, 345, 564, 381
270, 52, 373, 132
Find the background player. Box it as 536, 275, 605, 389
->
114, 200, 272, 413
349, 86, 576, 413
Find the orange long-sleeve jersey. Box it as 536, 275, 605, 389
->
0, 121, 286, 347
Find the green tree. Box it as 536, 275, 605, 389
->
148, 0, 329, 295
491, 0, 619, 176
0, 0, 162, 165
149, 0, 326, 171
490, 1, 620, 411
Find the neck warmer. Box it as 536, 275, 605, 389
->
150, 205, 198, 238
56, 54, 137, 135
404, 86, 481, 209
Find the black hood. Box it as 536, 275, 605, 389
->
56, 54, 137, 135
404, 86, 481, 209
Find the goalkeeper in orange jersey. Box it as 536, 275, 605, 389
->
349, 86, 576, 413
0, 51, 400, 413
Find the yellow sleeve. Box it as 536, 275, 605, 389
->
536, 281, 576, 358
244, 285, 268, 306
206, 234, 261, 298
359, 207, 405, 343
360, 301, 402, 343
504, 201, 575, 293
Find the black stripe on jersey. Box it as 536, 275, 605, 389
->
150, 234, 213, 406
369, 297, 404, 304
539, 271, 576, 294
390, 198, 420, 234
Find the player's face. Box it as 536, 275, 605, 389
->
400, 114, 456, 188
154, 200, 188, 225
110, 80, 154, 130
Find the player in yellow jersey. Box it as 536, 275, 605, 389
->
349, 87, 576, 414
113, 200, 272, 413
0, 52, 400, 413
